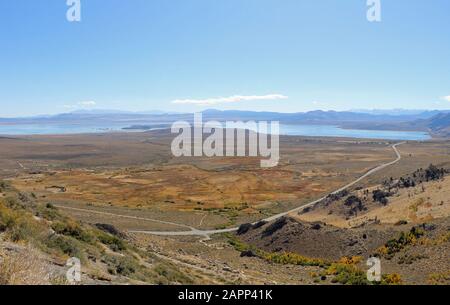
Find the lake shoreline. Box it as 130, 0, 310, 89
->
0, 122, 432, 141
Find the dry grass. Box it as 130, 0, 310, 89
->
0, 244, 52, 285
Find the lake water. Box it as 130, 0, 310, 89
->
0, 123, 431, 141
0, 123, 131, 135
279, 124, 431, 141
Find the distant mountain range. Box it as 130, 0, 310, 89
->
350, 109, 450, 118
414, 113, 450, 137
191, 109, 448, 124
1, 109, 450, 138
69, 109, 182, 115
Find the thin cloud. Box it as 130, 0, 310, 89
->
443, 96, 450, 102
63, 101, 97, 109
312, 100, 331, 108
172, 94, 288, 105
79, 101, 96, 106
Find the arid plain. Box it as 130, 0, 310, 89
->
1, 130, 449, 284
2, 131, 398, 229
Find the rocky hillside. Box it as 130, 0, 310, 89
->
234, 216, 450, 284
237, 217, 398, 260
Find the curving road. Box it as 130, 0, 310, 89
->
129, 142, 405, 237
57, 142, 404, 237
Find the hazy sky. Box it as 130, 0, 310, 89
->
1, 0, 449, 117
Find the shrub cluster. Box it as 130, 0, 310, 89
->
377, 226, 425, 259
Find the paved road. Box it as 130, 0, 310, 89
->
57, 142, 404, 238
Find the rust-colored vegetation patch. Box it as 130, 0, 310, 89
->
11, 164, 340, 212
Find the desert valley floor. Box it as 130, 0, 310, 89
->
1, 130, 449, 284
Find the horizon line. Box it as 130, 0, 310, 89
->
1, 108, 450, 119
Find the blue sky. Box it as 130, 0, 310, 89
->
0, 0, 449, 117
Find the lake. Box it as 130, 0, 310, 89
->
279, 124, 431, 141
0, 123, 431, 141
